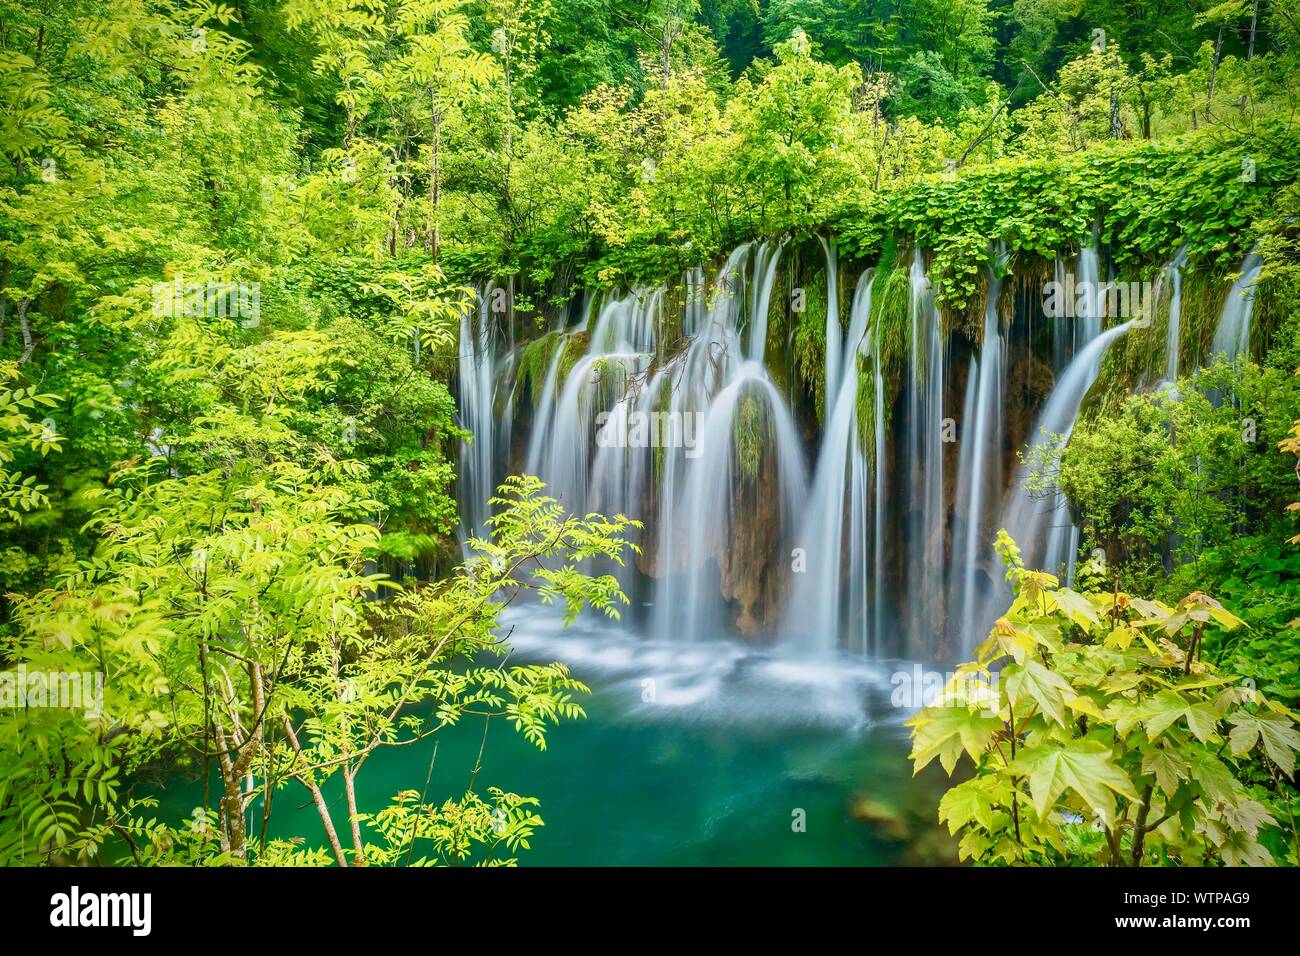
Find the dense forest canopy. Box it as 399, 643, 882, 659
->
0, 0, 1298, 869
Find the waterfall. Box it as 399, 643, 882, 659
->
473, 240, 804, 641
819, 236, 842, 404
1047, 230, 1104, 372
1051, 255, 1070, 371
1001, 320, 1135, 581
457, 283, 500, 541
651, 240, 806, 641
530, 287, 661, 517
872, 329, 886, 650
663, 364, 808, 641
454, 233, 1260, 667
1075, 236, 1103, 354
1162, 246, 1189, 383
523, 335, 569, 477
1211, 252, 1264, 359
745, 240, 785, 364
948, 250, 1007, 655
785, 269, 874, 653
903, 249, 948, 650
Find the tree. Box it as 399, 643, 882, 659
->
1014, 47, 1136, 154
0, 321, 638, 864
286, 0, 495, 256
732, 30, 866, 225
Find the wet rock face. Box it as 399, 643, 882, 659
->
1004, 351, 1056, 471
719, 448, 787, 636
633, 477, 661, 579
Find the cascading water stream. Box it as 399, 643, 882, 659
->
476, 240, 804, 643
785, 269, 874, 653
531, 288, 662, 518
948, 249, 1007, 655
457, 282, 500, 542
456, 233, 1253, 668
1211, 251, 1264, 360
819, 236, 842, 404
745, 240, 785, 364
1075, 237, 1103, 353
651, 240, 806, 641
903, 249, 948, 650
1162, 245, 1189, 384
871, 327, 886, 650
665, 363, 808, 642
1000, 319, 1135, 582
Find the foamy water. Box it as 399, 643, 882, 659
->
498, 604, 910, 730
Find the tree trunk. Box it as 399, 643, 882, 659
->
343, 767, 366, 865
1208, 26, 1225, 110
428, 90, 441, 259
282, 718, 348, 866
211, 714, 247, 860
219, 771, 247, 860
18, 299, 34, 365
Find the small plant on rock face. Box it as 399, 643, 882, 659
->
908, 530, 1300, 866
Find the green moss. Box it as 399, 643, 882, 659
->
1088, 258, 1241, 414
557, 331, 588, 380
733, 390, 766, 482
1181, 267, 1235, 369
652, 369, 673, 481
854, 349, 877, 460
869, 259, 912, 392
791, 271, 828, 421
517, 330, 566, 398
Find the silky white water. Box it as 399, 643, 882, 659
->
455, 236, 1253, 663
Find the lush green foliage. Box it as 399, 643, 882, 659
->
1, 453, 637, 864
1, 0, 1298, 869
911, 533, 1300, 866
838, 132, 1300, 309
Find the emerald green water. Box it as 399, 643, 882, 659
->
156, 609, 955, 865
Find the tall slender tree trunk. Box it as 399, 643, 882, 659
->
282, 717, 347, 866
344, 766, 366, 866
428, 90, 442, 259
212, 714, 247, 859
1208, 26, 1225, 110
17, 299, 34, 365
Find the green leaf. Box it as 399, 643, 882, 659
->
1141, 745, 1189, 795
1010, 739, 1138, 828
908, 707, 1003, 775
1184, 701, 1219, 744
938, 778, 997, 835
1004, 658, 1074, 727
1218, 829, 1274, 867
957, 829, 993, 862
1227, 711, 1300, 775
1053, 588, 1102, 629
1220, 797, 1275, 839
1142, 690, 1192, 739
1184, 747, 1237, 803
